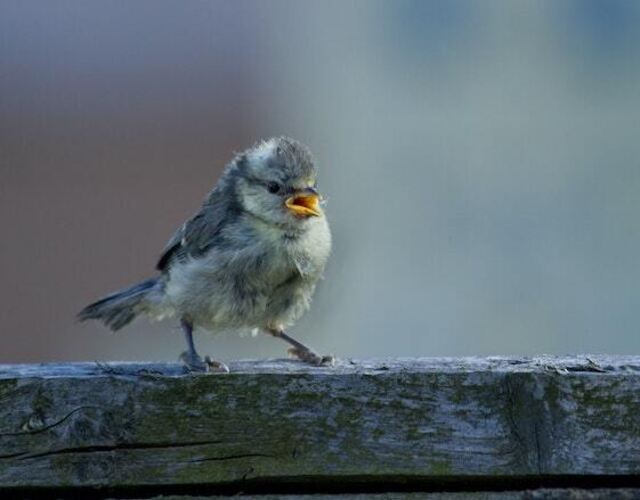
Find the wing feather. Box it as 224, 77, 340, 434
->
156, 191, 228, 271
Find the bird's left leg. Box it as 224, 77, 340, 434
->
265, 328, 334, 366
179, 317, 229, 373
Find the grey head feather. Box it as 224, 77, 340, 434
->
156, 137, 318, 272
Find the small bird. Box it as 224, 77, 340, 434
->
79, 137, 333, 372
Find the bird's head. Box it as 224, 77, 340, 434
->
231, 137, 324, 226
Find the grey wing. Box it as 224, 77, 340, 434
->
156, 183, 241, 272
156, 228, 182, 271
156, 208, 220, 272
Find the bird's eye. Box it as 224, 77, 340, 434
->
267, 181, 281, 194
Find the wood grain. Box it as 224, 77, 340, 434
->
0, 356, 639, 496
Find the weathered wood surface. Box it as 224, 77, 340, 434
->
0, 356, 639, 496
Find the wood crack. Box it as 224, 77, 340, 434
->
187, 452, 273, 463
0, 406, 101, 437
534, 421, 543, 475
10, 439, 224, 461
502, 377, 526, 453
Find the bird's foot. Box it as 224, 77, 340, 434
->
179, 351, 229, 374
287, 347, 334, 366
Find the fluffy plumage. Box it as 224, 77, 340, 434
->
79, 137, 332, 368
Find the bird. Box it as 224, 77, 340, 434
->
78, 137, 333, 372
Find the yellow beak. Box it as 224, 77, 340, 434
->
285, 193, 321, 217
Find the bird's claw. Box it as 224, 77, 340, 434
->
179, 351, 229, 374
287, 347, 334, 366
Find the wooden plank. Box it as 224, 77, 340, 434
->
0, 356, 639, 494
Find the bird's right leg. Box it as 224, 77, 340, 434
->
265, 328, 334, 366
179, 317, 229, 373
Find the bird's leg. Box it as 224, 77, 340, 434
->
266, 328, 334, 366
179, 318, 228, 373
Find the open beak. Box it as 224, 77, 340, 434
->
285, 188, 322, 217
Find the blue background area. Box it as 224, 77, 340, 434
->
1, 0, 639, 361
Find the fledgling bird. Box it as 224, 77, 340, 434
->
78, 137, 333, 372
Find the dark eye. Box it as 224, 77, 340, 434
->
267, 181, 281, 194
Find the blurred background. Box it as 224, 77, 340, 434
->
1, 0, 639, 362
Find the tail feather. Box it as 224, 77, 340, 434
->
78, 278, 158, 331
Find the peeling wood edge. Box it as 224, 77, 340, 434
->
1, 355, 640, 379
